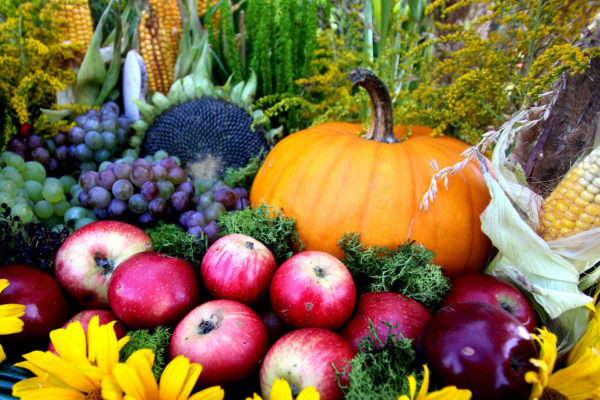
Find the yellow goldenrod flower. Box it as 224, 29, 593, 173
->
12, 315, 129, 400
398, 365, 472, 400
0, 279, 25, 363
106, 348, 224, 400
245, 378, 320, 400
526, 326, 600, 400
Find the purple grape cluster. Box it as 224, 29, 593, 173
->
77, 154, 250, 244
7, 102, 132, 176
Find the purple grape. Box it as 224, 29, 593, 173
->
235, 197, 250, 210
157, 180, 175, 200
55, 145, 69, 161
140, 181, 159, 200
128, 193, 148, 214
7, 138, 27, 154
27, 134, 44, 149
75, 143, 93, 161
138, 212, 157, 226
130, 165, 152, 187
83, 118, 101, 132
46, 158, 59, 174
104, 162, 116, 173
196, 192, 214, 210
111, 179, 134, 201
148, 197, 168, 216
79, 171, 99, 191
108, 198, 128, 218
113, 162, 132, 180
204, 202, 226, 221
101, 118, 119, 133
101, 101, 120, 116
74, 114, 87, 127
159, 157, 178, 171
98, 169, 117, 190
176, 181, 195, 196
88, 186, 112, 209
214, 187, 237, 210
78, 190, 90, 207
233, 187, 249, 199
150, 164, 168, 181
170, 191, 191, 212
202, 221, 221, 245
187, 226, 204, 239
53, 133, 67, 146
32, 147, 50, 164
167, 166, 187, 185
178, 210, 196, 229
210, 180, 228, 192
186, 211, 206, 228
68, 126, 86, 144
94, 207, 109, 220
132, 158, 151, 169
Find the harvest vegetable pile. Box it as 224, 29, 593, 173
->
1, 0, 600, 399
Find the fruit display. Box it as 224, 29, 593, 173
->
1, 1, 600, 400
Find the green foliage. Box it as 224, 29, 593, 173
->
217, 202, 302, 264
223, 150, 265, 191
119, 326, 172, 380
339, 233, 451, 311
339, 322, 422, 399
145, 221, 208, 268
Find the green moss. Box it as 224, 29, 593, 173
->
217, 202, 302, 264
223, 150, 265, 191
145, 221, 208, 268
338, 233, 451, 311
338, 322, 423, 399
119, 326, 172, 380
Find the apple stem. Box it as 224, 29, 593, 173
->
95, 253, 115, 275
198, 319, 216, 334
313, 266, 326, 278
245, 241, 255, 250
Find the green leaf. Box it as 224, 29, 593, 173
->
95, 3, 122, 106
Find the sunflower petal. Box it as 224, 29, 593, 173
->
0, 344, 5, 364
13, 386, 87, 400
296, 386, 320, 400
50, 322, 88, 364
22, 351, 97, 393
0, 279, 9, 293
188, 386, 225, 400
0, 303, 25, 318
0, 315, 24, 334
102, 374, 124, 400
159, 355, 202, 400
114, 349, 158, 400
270, 378, 292, 400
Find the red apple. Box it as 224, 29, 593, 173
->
55, 220, 152, 309
48, 309, 128, 353
108, 251, 200, 329
270, 251, 356, 330
341, 291, 431, 352
442, 273, 538, 331
260, 328, 355, 400
417, 302, 537, 400
169, 299, 269, 387
201, 233, 277, 304
0, 265, 69, 342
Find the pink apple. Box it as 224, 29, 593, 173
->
201, 233, 277, 304
270, 251, 356, 330
341, 291, 431, 352
0, 265, 69, 343
442, 273, 538, 331
169, 299, 269, 387
48, 309, 128, 353
260, 328, 355, 400
55, 220, 152, 309
108, 251, 200, 329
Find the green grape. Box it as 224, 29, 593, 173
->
171, 155, 181, 166
12, 203, 35, 223
3, 166, 24, 187
80, 161, 97, 171
98, 161, 112, 172
0, 179, 17, 195
94, 149, 111, 163
34, 200, 54, 219
64, 206, 88, 224
44, 177, 62, 186
21, 161, 46, 182
75, 217, 95, 230
53, 200, 70, 217
22, 181, 44, 202
153, 150, 169, 161
3, 152, 25, 171
59, 175, 77, 193
0, 192, 13, 207
70, 183, 82, 198
42, 182, 65, 203
123, 148, 138, 159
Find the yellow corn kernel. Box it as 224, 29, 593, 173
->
51, 0, 94, 53
539, 146, 600, 241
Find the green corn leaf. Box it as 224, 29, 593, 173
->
95, 3, 123, 106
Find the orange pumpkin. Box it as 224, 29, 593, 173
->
250, 68, 491, 277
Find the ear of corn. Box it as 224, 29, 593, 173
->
198, 0, 219, 17
138, 0, 182, 94
51, 0, 94, 53
539, 146, 600, 241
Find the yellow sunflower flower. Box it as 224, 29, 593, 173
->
526, 326, 600, 400
245, 378, 320, 400
105, 348, 224, 400
12, 315, 129, 400
398, 365, 472, 400
0, 279, 26, 363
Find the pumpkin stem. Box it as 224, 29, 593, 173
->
347, 67, 397, 143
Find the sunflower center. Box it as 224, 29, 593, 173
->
540, 387, 568, 400
85, 387, 103, 400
